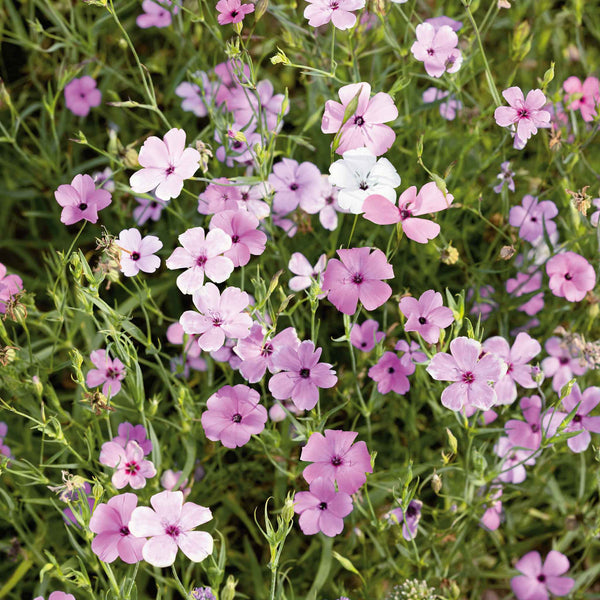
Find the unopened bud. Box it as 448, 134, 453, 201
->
221, 576, 237, 600
431, 472, 442, 494
282, 491, 295, 524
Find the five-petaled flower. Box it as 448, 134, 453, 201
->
54, 174, 112, 226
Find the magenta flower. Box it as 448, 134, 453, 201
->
234, 324, 300, 383
201, 384, 268, 448
216, 0, 254, 25
399, 290, 454, 344
482, 332, 541, 405
508, 195, 558, 243
116, 228, 162, 277
133, 196, 165, 225
136, 0, 178, 28
479, 486, 503, 531
128, 490, 213, 568
350, 319, 385, 352
494, 87, 551, 149
86, 350, 126, 398
0, 263, 23, 315
321, 82, 397, 156
304, 0, 365, 30
268, 159, 322, 215
322, 247, 394, 315
300, 429, 372, 494
179, 283, 252, 352
166, 227, 234, 294
269, 341, 337, 411
54, 173, 112, 226
64, 76, 101, 117
506, 270, 544, 316
426, 337, 506, 411
541, 336, 588, 393
99, 440, 157, 490
410, 23, 461, 78
542, 384, 600, 453
113, 423, 153, 456
89, 493, 145, 564
546, 251, 596, 302
129, 128, 200, 201
363, 182, 454, 244
294, 477, 353, 537
388, 500, 422, 540
505, 395, 543, 452
368, 352, 415, 395
511, 551, 574, 600
209, 210, 267, 267
563, 76, 600, 122
288, 252, 327, 292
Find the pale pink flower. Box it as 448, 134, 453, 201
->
590, 198, 600, 227
299, 177, 344, 230
86, 350, 126, 397
54, 173, 112, 226
511, 551, 574, 600
494, 87, 551, 149
161, 469, 191, 498
179, 283, 252, 352
268, 159, 322, 215
410, 23, 461, 78
216, 0, 254, 25
541, 336, 588, 394
129, 128, 200, 201
321, 82, 397, 156
494, 436, 536, 484
201, 384, 267, 448
322, 247, 394, 315
304, 0, 365, 30
136, 0, 178, 28
128, 490, 213, 567
479, 486, 503, 531
175, 73, 213, 117
237, 183, 271, 220
116, 228, 162, 277
425, 16, 462, 31
64, 76, 101, 117
288, 252, 327, 292
89, 493, 145, 564
34, 593, 75, 600
363, 182, 453, 244
426, 337, 506, 411
165, 227, 234, 294
399, 289, 454, 344
99, 440, 157, 490
505, 395, 543, 452
546, 251, 596, 302
563, 76, 600, 122
388, 500, 422, 540
509, 195, 558, 243
422, 87, 462, 120
209, 210, 267, 267
350, 319, 385, 352
214, 129, 262, 168
395, 340, 427, 363
113, 423, 153, 456
368, 351, 415, 395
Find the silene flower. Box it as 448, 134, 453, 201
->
410, 23, 461, 78
86, 350, 126, 398
511, 550, 574, 600
304, 0, 366, 31
116, 228, 162, 277
216, 0, 255, 25
136, 0, 179, 28
64, 76, 101, 117
99, 440, 157, 490
546, 251, 596, 302
399, 289, 454, 343
54, 174, 112, 226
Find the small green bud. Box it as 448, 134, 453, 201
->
221, 576, 237, 600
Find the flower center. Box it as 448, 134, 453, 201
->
131, 252, 140, 261
79, 203, 88, 211
289, 183, 299, 191
531, 424, 539, 432
119, 526, 130, 536
166, 165, 175, 175
387, 367, 395, 374
354, 115, 365, 126
418, 316, 427, 325
325, 195, 335, 205
125, 461, 140, 475
151, 201, 158, 208
232, 140, 243, 149
331, 455, 342, 466
559, 357, 570, 365
212, 315, 224, 327
232, 413, 242, 423
564, 273, 572, 280
427, 48, 435, 56
537, 574, 546, 583
231, 9, 238, 17
196, 255, 207, 267
261, 342, 274, 357
299, 368, 310, 378
106, 368, 117, 378
231, 234, 240, 243
573, 414, 582, 423
351, 273, 364, 284
462, 371, 475, 384
358, 181, 369, 190
329, 0, 339, 8
241, 192, 249, 200
406, 505, 417, 518
318, 502, 328, 510
165, 524, 181, 538
399, 209, 411, 220
518, 108, 530, 119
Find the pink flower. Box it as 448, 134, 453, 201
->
425, 16, 462, 31
54, 173, 112, 226
563, 76, 600, 122
234, 324, 300, 383
493, 161, 515, 194
479, 486, 503, 531
116, 228, 162, 277
300, 430, 372, 494
350, 319, 385, 352
34, 593, 76, 600
161, 469, 191, 498
541, 336, 588, 394
494, 87, 551, 149
175, 73, 213, 117
179, 283, 252, 352
64, 76, 101, 117
86, 350, 126, 398
226, 79, 287, 132
388, 500, 422, 540
0, 263, 23, 314
494, 436, 535, 484
422, 87, 462, 120
136, 0, 178, 28
99, 440, 157, 489
166, 227, 234, 294
321, 83, 397, 156
209, 210, 267, 267
89, 493, 145, 564
506, 270, 544, 316
113, 423, 153, 456
128, 490, 213, 567
508, 195, 558, 243
591, 198, 600, 227
399, 289, 454, 344
303, 0, 365, 30
546, 251, 596, 302
322, 247, 394, 315
129, 128, 200, 201
268, 159, 322, 215
268, 341, 337, 411
482, 332, 541, 405
363, 182, 454, 244
216, 0, 254, 25
133, 197, 165, 225
410, 23, 461, 78
288, 252, 327, 292
237, 183, 271, 220
201, 384, 268, 448
505, 395, 543, 452
426, 337, 506, 411
368, 351, 415, 395
300, 177, 344, 230
294, 477, 353, 537
511, 551, 574, 600
395, 340, 427, 363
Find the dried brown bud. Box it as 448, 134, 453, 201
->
82, 390, 115, 415
566, 186, 591, 215
0, 346, 18, 366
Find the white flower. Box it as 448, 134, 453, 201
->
328, 148, 401, 214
